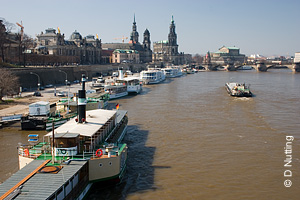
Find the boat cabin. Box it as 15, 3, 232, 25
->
45, 109, 118, 154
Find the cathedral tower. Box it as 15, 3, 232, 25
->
143, 29, 151, 50
130, 14, 139, 44
167, 16, 178, 56
168, 15, 177, 46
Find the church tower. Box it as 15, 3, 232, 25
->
143, 29, 151, 50
167, 15, 178, 58
168, 16, 177, 46
130, 14, 139, 44
142, 28, 152, 63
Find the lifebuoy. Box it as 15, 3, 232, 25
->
24, 149, 29, 156
95, 149, 103, 157
60, 149, 66, 154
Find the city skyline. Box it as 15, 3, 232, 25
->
1, 0, 299, 57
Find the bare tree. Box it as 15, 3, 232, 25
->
0, 18, 16, 63
17, 33, 34, 66
192, 54, 202, 64
0, 19, 6, 62
0, 68, 20, 101
0, 17, 15, 33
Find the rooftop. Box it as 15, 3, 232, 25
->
227, 47, 240, 50
0, 159, 87, 199
46, 109, 116, 137
155, 40, 168, 44
113, 49, 138, 54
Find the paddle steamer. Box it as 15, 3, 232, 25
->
0, 74, 128, 200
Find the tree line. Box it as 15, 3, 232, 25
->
0, 18, 20, 102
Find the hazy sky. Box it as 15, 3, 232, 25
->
1, 0, 299, 56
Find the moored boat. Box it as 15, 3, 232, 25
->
0, 74, 128, 200
104, 84, 128, 99
116, 77, 142, 94
225, 82, 252, 97
21, 101, 52, 130
91, 76, 105, 87
116, 69, 142, 94
162, 66, 182, 78
140, 68, 165, 84
45, 112, 77, 131
186, 68, 195, 74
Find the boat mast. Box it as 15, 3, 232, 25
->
52, 121, 55, 164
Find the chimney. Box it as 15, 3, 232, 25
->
78, 74, 86, 123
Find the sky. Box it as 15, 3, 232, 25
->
1, 0, 300, 57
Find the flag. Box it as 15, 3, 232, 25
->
116, 103, 119, 110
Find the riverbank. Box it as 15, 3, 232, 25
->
8, 63, 147, 89
0, 80, 90, 116
0, 96, 59, 116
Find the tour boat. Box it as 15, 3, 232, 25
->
225, 82, 252, 97
116, 69, 142, 94
116, 77, 142, 94
186, 68, 195, 74
20, 101, 50, 130
162, 66, 182, 78
0, 75, 128, 200
91, 76, 105, 88
104, 84, 128, 99
45, 113, 77, 131
140, 68, 166, 84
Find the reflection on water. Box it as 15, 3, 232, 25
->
1, 69, 300, 199
0, 122, 47, 183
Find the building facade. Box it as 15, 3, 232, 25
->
208, 46, 246, 64
102, 15, 152, 63
294, 52, 300, 63
152, 16, 184, 65
112, 49, 140, 63
35, 28, 102, 65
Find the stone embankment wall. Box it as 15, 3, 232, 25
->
9, 64, 147, 89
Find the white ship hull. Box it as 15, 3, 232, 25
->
140, 68, 166, 85
127, 85, 142, 94
108, 91, 128, 99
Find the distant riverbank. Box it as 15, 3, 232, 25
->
7, 63, 147, 89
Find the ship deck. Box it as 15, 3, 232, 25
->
0, 159, 87, 199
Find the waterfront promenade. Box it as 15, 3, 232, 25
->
0, 81, 92, 116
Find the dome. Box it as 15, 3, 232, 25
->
70, 30, 82, 40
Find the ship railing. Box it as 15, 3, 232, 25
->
18, 143, 52, 158
105, 126, 117, 142
18, 146, 44, 159
82, 143, 122, 159
105, 115, 128, 143
82, 151, 95, 159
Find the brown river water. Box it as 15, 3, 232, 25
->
1, 69, 299, 199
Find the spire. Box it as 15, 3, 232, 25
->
130, 14, 139, 43
168, 15, 177, 46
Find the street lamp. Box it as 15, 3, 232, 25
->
59, 70, 70, 114
30, 72, 40, 90
59, 70, 68, 88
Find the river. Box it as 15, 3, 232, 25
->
1, 69, 299, 199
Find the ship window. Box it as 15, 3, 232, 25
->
99, 163, 103, 167
109, 162, 112, 165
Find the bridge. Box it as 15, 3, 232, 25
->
201, 62, 300, 72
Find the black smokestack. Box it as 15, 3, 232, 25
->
78, 74, 86, 123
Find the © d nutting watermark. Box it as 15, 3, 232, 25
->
283, 136, 293, 187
